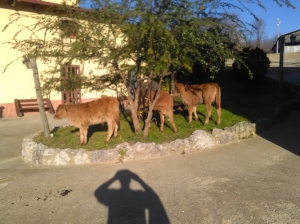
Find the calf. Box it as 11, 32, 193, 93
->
175, 82, 221, 126
54, 97, 119, 145
144, 90, 178, 133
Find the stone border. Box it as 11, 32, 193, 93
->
22, 121, 256, 166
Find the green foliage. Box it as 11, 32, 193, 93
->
161, 77, 171, 93
4, 0, 252, 85
232, 47, 270, 86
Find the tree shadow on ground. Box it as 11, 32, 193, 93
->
219, 68, 300, 156
258, 114, 300, 156
95, 169, 170, 224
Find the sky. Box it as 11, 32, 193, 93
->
233, 0, 300, 38
80, 0, 300, 39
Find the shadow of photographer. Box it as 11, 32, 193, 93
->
94, 169, 170, 224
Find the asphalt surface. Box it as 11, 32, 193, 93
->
0, 110, 300, 223
266, 52, 300, 86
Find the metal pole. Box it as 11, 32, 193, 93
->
278, 35, 285, 109
277, 18, 280, 53
276, 25, 279, 53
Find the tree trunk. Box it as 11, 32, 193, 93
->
30, 58, 51, 137
143, 109, 153, 137
125, 82, 142, 134
130, 106, 141, 134
142, 85, 162, 137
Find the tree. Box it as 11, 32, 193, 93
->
3, 0, 296, 136
232, 47, 271, 86
259, 35, 278, 53
248, 18, 267, 49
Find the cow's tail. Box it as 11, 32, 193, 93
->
215, 84, 221, 125
215, 84, 221, 109
115, 115, 120, 126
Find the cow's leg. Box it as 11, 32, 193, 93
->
168, 112, 178, 133
79, 128, 84, 145
83, 128, 88, 145
80, 127, 88, 145
159, 112, 165, 133
150, 111, 159, 129
187, 105, 194, 124
192, 106, 198, 122
105, 119, 114, 142
188, 105, 198, 123
204, 102, 212, 126
113, 121, 118, 138
216, 105, 221, 125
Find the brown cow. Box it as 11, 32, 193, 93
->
54, 97, 119, 145
175, 82, 221, 126
144, 90, 178, 133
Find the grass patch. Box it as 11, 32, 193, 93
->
35, 70, 294, 151
34, 106, 248, 151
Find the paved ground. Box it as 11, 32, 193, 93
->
0, 110, 300, 223
266, 52, 300, 86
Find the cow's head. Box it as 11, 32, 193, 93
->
121, 99, 131, 110
142, 94, 149, 108
175, 83, 185, 94
141, 89, 156, 108
54, 104, 68, 119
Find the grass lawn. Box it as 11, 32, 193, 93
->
34, 105, 249, 151
35, 68, 296, 151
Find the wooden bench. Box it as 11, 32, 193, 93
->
14, 98, 55, 117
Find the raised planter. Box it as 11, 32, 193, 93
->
22, 122, 256, 166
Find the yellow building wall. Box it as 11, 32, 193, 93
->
1, 3, 37, 117
0, 1, 120, 118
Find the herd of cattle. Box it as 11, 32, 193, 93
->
54, 82, 221, 145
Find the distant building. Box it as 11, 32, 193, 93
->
272, 29, 300, 53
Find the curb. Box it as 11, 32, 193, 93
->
22, 122, 256, 166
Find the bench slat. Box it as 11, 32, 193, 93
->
18, 103, 40, 106
14, 98, 55, 117
20, 107, 51, 111
18, 99, 50, 102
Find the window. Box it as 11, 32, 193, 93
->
61, 65, 81, 104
